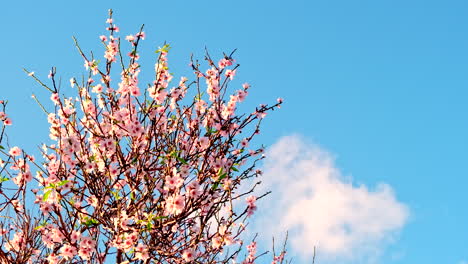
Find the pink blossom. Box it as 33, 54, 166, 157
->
81, 236, 96, 249
9, 146, 21, 156
225, 69, 236, 80
199, 136, 210, 150
70, 230, 81, 243
46, 253, 60, 264
135, 31, 146, 40
5, 232, 25, 251
165, 172, 184, 190
40, 202, 53, 215
237, 89, 248, 102
218, 58, 233, 69
4, 118, 12, 126
255, 110, 267, 119
92, 84, 103, 93
78, 247, 93, 260
187, 180, 200, 198
182, 249, 195, 261
50, 93, 59, 104
135, 243, 150, 261
277, 97, 283, 108
86, 195, 99, 208
165, 194, 185, 215
240, 138, 249, 148
246, 195, 257, 217
114, 179, 127, 190
11, 199, 21, 211
60, 244, 77, 260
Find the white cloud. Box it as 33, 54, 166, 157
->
250, 135, 409, 263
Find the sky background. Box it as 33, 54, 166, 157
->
1, 0, 468, 263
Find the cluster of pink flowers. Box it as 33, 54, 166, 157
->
0, 110, 12, 125
271, 252, 286, 264
242, 241, 257, 264
0, 10, 286, 264
3, 231, 25, 252
246, 195, 257, 217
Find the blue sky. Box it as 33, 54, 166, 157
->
1, 0, 468, 263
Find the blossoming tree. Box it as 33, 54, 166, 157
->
0, 10, 286, 264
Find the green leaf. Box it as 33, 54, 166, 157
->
0, 145, 4, 150
231, 167, 239, 172
82, 217, 99, 227
146, 222, 152, 230
206, 127, 217, 134
43, 190, 52, 201
34, 220, 47, 230
212, 169, 227, 190
217, 173, 227, 182
195, 92, 205, 101
155, 44, 171, 54
57, 180, 69, 187
177, 156, 188, 165
111, 190, 121, 200
45, 183, 56, 189
170, 151, 187, 164
0, 176, 9, 183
